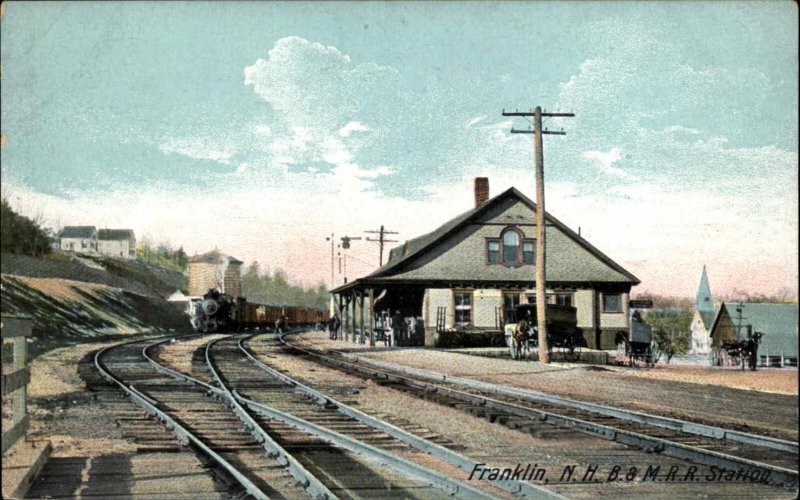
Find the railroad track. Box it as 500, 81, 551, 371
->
227, 334, 560, 499
135, 333, 515, 499
278, 332, 799, 492
95, 335, 317, 499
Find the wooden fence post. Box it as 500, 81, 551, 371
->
2, 316, 32, 455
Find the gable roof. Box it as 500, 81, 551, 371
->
368, 186, 639, 283
98, 229, 135, 241
59, 226, 97, 239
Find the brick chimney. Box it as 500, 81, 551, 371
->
474, 177, 489, 207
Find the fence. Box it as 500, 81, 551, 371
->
2, 316, 31, 455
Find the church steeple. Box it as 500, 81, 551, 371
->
696, 265, 714, 312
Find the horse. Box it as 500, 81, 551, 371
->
722, 332, 764, 371
505, 323, 533, 360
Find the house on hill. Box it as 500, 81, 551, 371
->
187, 250, 243, 298
709, 302, 798, 367
58, 226, 98, 253
97, 229, 136, 259
689, 265, 716, 355
331, 178, 640, 348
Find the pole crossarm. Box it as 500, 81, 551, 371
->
511, 129, 567, 135
364, 225, 399, 266
503, 109, 575, 117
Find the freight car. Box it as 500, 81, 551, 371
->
188, 289, 329, 333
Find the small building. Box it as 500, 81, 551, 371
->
97, 229, 136, 259
709, 302, 799, 367
58, 226, 98, 253
187, 250, 244, 297
331, 178, 640, 348
689, 265, 716, 355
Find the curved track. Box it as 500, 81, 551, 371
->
278, 332, 799, 493
142, 333, 505, 499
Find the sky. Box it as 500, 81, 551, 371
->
1, 1, 797, 297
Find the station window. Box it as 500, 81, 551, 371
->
523, 241, 535, 264
487, 240, 500, 264
554, 293, 572, 307
502, 231, 519, 263
603, 293, 623, 313
453, 291, 473, 327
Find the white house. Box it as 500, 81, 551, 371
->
58, 226, 98, 253
97, 229, 136, 259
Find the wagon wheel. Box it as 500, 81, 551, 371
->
564, 337, 577, 362
646, 346, 655, 368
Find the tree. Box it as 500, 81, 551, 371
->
0, 198, 53, 257
645, 310, 692, 364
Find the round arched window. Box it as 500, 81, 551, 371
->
502, 230, 519, 263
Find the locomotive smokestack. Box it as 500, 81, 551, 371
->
474, 177, 489, 207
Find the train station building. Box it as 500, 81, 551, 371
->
330, 178, 640, 348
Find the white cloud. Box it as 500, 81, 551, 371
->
324, 148, 352, 166
466, 116, 487, 128
244, 36, 397, 129
583, 148, 628, 177
338, 121, 368, 137
159, 139, 233, 164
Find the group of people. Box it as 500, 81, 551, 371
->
326, 310, 415, 347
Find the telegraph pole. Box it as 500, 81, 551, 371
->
325, 233, 335, 289
365, 225, 399, 266
502, 106, 574, 364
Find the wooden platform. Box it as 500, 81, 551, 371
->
1, 439, 51, 499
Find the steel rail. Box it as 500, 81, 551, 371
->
205, 335, 500, 500
94, 337, 270, 500
142, 337, 336, 499
357, 354, 799, 454
204, 337, 337, 500
240, 334, 563, 499
280, 335, 799, 489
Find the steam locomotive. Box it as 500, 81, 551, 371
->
188, 289, 329, 333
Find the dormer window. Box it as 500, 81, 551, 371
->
486, 227, 535, 266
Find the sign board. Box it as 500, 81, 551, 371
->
629, 299, 654, 309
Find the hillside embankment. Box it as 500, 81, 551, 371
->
1, 252, 190, 357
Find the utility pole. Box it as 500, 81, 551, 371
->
365, 225, 399, 266
502, 106, 574, 364
325, 233, 334, 290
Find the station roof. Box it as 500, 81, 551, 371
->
332, 186, 639, 294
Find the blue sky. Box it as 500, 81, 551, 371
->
2, 1, 797, 296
